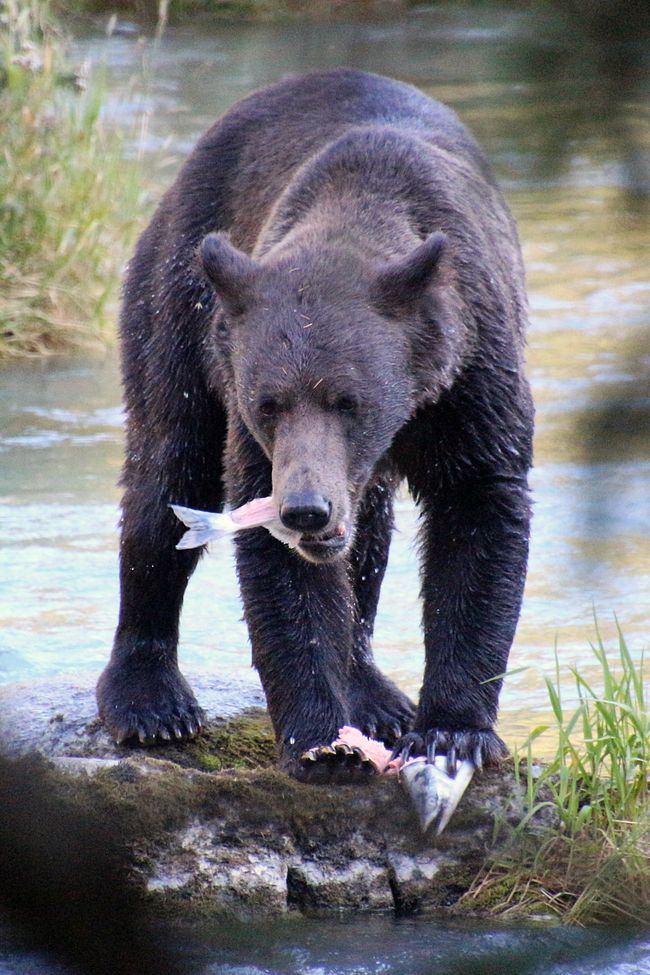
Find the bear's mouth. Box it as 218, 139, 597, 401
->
297, 522, 348, 562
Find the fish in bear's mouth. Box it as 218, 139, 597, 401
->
171, 496, 351, 558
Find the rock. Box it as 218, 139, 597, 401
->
0, 671, 266, 760
51, 756, 121, 776
0, 675, 543, 919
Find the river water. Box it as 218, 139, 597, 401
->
3, 916, 650, 975
1, 5, 649, 973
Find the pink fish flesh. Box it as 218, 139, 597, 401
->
171, 496, 301, 549
333, 725, 401, 774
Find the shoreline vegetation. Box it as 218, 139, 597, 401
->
466, 629, 650, 924
0, 0, 142, 358
55, 0, 415, 26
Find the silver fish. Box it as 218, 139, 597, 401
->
400, 755, 475, 835
171, 499, 301, 550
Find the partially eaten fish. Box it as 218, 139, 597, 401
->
332, 726, 401, 774
333, 726, 475, 834
399, 755, 475, 835
171, 496, 301, 550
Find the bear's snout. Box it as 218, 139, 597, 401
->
270, 409, 350, 561
280, 491, 332, 533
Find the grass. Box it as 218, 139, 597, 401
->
461, 624, 650, 924
0, 0, 142, 357
530, 627, 649, 835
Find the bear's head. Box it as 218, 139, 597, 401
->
200, 231, 462, 563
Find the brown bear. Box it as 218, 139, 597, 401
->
97, 68, 533, 780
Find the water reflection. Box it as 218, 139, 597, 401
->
503, 0, 650, 201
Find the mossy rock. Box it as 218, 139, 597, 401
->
118, 708, 278, 773
182, 709, 278, 772
0, 674, 563, 921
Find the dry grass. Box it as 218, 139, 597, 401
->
0, 0, 142, 357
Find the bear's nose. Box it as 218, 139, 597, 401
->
280, 492, 332, 533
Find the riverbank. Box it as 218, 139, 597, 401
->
0, 673, 552, 921
465, 632, 650, 924
1, 639, 649, 926
0, 0, 142, 358
1, 0, 415, 359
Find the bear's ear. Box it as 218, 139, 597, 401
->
199, 232, 259, 316
371, 232, 447, 313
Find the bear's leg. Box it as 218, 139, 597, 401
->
97, 490, 208, 743
235, 509, 383, 787
236, 526, 380, 782
98, 424, 225, 744
97, 503, 204, 743
347, 481, 415, 744
227, 425, 379, 782
395, 473, 531, 768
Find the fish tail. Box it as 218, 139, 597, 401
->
170, 503, 237, 550
171, 504, 211, 530
171, 504, 215, 550
175, 527, 218, 550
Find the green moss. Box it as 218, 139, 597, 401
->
115, 708, 278, 773
193, 709, 278, 771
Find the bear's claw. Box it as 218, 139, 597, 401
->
97, 661, 206, 746
296, 742, 377, 784
391, 727, 508, 771
115, 707, 206, 746
349, 665, 415, 746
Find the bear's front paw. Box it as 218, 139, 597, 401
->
392, 727, 508, 771
282, 742, 377, 785
96, 661, 206, 745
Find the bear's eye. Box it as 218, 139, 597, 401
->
335, 394, 359, 414
258, 396, 280, 418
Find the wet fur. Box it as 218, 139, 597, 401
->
98, 69, 533, 774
